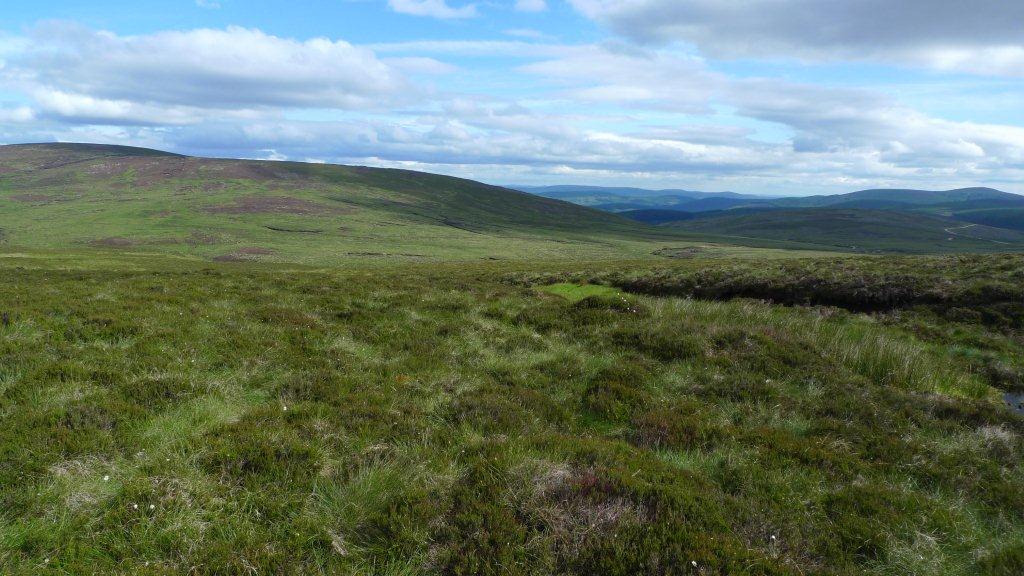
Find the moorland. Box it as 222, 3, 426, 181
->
1, 144, 1023, 575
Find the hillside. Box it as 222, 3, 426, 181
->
952, 208, 1024, 232
0, 143, 700, 263
665, 208, 1024, 253
619, 209, 698, 225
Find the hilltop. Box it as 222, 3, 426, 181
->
0, 143, 699, 263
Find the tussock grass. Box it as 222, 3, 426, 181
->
539, 283, 622, 303
0, 254, 1022, 574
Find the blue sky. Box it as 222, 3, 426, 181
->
1, 0, 1022, 194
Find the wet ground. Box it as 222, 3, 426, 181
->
1003, 392, 1024, 415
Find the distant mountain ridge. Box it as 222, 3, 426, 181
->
510, 185, 771, 213
520, 184, 1024, 252
512, 185, 760, 200
663, 208, 1024, 254
520, 184, 1024, 233
772, 187, 1022, 208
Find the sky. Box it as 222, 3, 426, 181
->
0, 1, 1022, 195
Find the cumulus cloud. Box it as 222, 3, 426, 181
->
388, 0, 477, 19
725, 78, 1024, 170
381, 56, 460, 75
0, 106, 34, 123
1, 21, 1023, 193
6, 24, 410, 120
31, 90, 180, 125
570, 0, 1024, 76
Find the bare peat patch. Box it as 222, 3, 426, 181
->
88, 237, 137, 248
653, 247, 708, 259
212, 247, 276, 262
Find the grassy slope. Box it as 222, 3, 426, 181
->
6, 144, 1021, 259
665, 208, 1024, 254
1, 251, 1023, 575
0, 143, 756, 263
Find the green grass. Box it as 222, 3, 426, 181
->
539, 283, 623, 302
1, 251, 1023, 575
2, 144, 1024, 574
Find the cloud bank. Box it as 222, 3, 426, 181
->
570, 0, 1024, 76
0, 18, 1021, 194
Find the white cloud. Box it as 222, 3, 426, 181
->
7, 24, 410, 118
514, 0, 547, 13
31, 89, 214, 125
387, 0, 477, 19
0, 106, 34, 123
725, 78, 1024, 169
370, 39, 558, 57
382, 56, 460, 75
913, 46, 1024, 78
569, 0, 1024, 76
2, 22, 1023, 193
518, 43, 719, 113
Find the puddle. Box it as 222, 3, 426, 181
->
1003, 392, 1024, 416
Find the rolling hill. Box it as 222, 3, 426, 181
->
5, 144, 1022, 261
513, 185, 768, 211
0, 143, 701, 263
4, 147, 1024, 575
525, 184, 1024, 212
663, 208, 1024, 253
557, 182, 1024, 250
770, 187, 1024, 213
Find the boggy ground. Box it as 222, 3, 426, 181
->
0, 253, 1022, 575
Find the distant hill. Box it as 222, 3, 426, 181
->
518, 184, 1024, 211
663, 208, 1024, 254
512, 185, 767, 210
513, 185, 755, 200
0, 143, 678, 263
524, 184, 1024, 236
773, 187, 1024, 209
